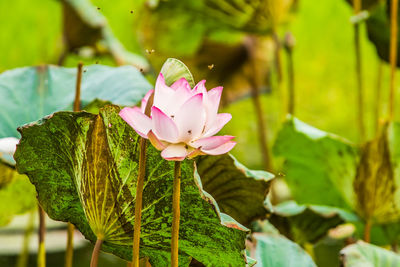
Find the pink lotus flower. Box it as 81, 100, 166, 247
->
119, 73, 236, 161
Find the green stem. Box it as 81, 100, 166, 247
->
389, 0, 399, 119
171, 161, 181, 267
90, 239, 103, 267
38, 205, 46, 267
375, 61, 383, 132
16, 209, 35, 267
65, 223, 74, 267
273, 31, 283, 83
353, 0, 366, 142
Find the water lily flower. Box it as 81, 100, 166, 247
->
120, 73, 236, 161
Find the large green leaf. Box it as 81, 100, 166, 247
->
196, 154, 274, 226
0, 64, 151, 140
249, 232, 317, 267
273, 117, 359, 209
15, 105, 249, 267
269, 200, 359, 244
340, 241, 400, 267
0, 173, 36, 226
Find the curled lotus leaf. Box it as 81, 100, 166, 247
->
196, 154, 274, 226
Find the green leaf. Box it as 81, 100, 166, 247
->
273, 117, 359, 210
195, 154, 274, 226
0, 164, 17, 188
160, 58, 195, 87
269, 200, 359, 244
0, 64, 151, 140
340, 241, 400, 267
15, 105, 249, 267
354, 122, 400, 224
250, 232, 317, 267
0, 173, 36, 226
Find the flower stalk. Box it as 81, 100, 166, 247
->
65, 223, 74, 267
171, 161, 181, 267
389, 0, 398, 119
132, 93, 154, 267
284, 32, 296, 115
353, 0, 366, 142
65, 62, 83, 267
38, 205, 46, 267
90, 239, 103, 267
16, 209, 35, 267
375, 61, 383, 132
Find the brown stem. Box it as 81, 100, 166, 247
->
364, 219, 371, 243
273, 31, 283, 83
38, 205, 46, 267
131, 93, 153, 266
353, 0, 366, 142
244, 36, 273, 171
90, 239, 103, 267
65, 223, 74, 267
64, 62, 83, 267
375, 61, 383, 132
389, 0, 399, 119
57, 50, 67, 66
171, 161, 181, 267
132, 137, 147, 266
285, 43, 295, 115
251, 85, 273, 171
74, 62, 83, 112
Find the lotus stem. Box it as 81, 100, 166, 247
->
131, 93, 153, 266
273, 31, 283, 83
132, 137, 147, 266
38, 205, 46, 267
65, 223, 74, 267
375, 61, 384, 132
364, 219, 371, 243
245, 36, 273, 171
353, 0, 366, 142
64, 62, 83, 267
171, 161, 181, 267
73, 62, 83, 112
16, 209, 35, 267
284, 32, 295, 115
90, 239, 103, 267
389, 0, 398, 119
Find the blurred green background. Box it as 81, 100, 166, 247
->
0, 0, 394, 265
0, 0, 391, 170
